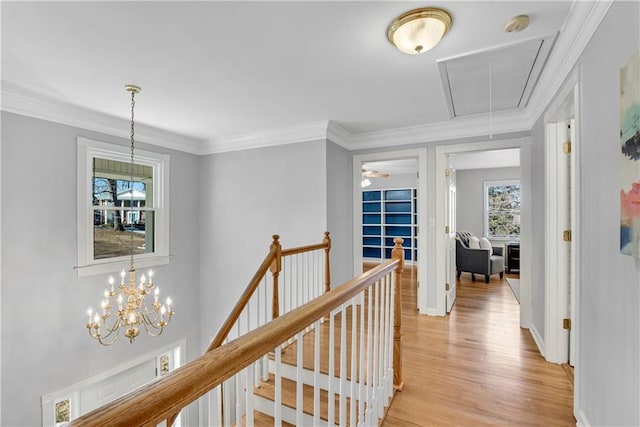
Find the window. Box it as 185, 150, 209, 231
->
77, 137, 169, 276
484, 180, 520, 239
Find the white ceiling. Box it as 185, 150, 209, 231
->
1, 1, 606, 154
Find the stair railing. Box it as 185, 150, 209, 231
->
68, 237, 404, 427
207, 231, 331, 352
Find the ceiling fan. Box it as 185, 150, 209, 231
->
361, 169, 389, 188
362, 169, 390, 178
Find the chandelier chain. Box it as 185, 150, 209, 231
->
85, 84, 174, 346
129, 88, 136, 272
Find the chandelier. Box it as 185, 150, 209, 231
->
85, 84, 174, 345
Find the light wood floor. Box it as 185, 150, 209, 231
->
377, 264, 576, 426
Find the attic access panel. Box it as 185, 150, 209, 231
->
437, 34, 557, 117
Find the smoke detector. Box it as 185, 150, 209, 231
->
504, 15, 530, 33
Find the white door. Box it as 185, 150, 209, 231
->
445, 167, 457, 313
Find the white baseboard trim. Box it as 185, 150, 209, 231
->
423, 308, 441, 316
576, 409, 591, 427
529, 324, 545, 358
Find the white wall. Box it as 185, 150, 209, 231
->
456, 167, 520, 240
326, 141, 353, 286
365, 173, 417, 190
0, 112, 202, 426
565, 2, 639, 424
198, 140, 328, 348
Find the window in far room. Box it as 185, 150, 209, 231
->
484, 180, 521, 239
76, 137, 170, 276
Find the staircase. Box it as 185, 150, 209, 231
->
68, 232, 404, 427
228, 301, 395, 426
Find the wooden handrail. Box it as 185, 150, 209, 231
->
206, 236, 279, 352
280, 242, 328, 256
68, 252, 402, 427
209, 232, 331, 349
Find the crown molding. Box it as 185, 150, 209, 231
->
202, 120, 329, 154
1, 82, 206, 154
524, 0, 613, 128
1, 1, 610, 156
347, 109, 532, 150
326, 121, 353, 150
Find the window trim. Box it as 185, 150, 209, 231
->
483, 179, 521, 240
76, 137, 170, 277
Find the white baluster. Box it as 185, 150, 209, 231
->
313, 319, 321, 426
223, 380, 231, 427
358, 292, 366, 425
262, 276, 269, 382
382, 275, 390, 405
296, 331, 304, 425
372, 280, 380, 419
275, 345, 282, 427
364, 287, 373, 425
328, 310, 336, 425
235, 322, 242, 426
339, 303, 348, 426
388, 274, 396, 402
350, 298, 358, 427
245, 363, 254, 426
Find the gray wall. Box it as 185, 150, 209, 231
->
198, 140, 328, 348
326, 141, 353, 286
456, 167, 520, 240
569, 2, 639, 424
0, 112, 201, 426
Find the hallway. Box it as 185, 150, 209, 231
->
379, 265, 575, 426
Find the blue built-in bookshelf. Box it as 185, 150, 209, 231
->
362, 188, 417, 262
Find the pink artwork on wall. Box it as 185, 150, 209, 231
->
620, 50, 640, 257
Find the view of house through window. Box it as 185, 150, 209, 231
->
92, 157, 155, 259
484, 180, 521, 239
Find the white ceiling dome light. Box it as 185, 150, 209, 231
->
387, 7, 452, 55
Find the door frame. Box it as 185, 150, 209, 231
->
435, 138, 529, 320
543, 73, 582, 361
543, 71, 582, 421
353, 148, 428, 313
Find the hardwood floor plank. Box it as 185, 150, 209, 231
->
373, 263, 575, 426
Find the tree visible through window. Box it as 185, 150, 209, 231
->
92, 158, 153, 260
485, 180, 520, 239
77, 137, 170, 276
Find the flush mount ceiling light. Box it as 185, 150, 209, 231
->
387, 7, 452, 54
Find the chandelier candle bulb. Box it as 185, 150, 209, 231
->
148, 270, 153, 285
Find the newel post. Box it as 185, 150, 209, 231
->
391, 237, 404, 391
323, 231, 331, 293
270, 235, 282, 319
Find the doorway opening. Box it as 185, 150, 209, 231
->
353, 149, 428, 313
435, 139, 528, 320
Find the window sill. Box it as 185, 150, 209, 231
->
75, 255, 170, 277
